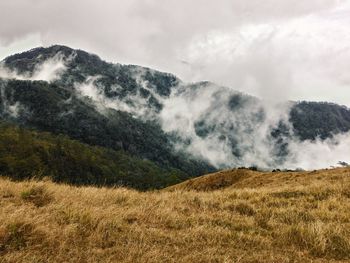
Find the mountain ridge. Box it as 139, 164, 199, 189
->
1, 45, 350, 188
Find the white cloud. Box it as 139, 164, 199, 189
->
74, 75, 158, 118
286, 132, 350, 170
159, 82, 350, 170
0, 0, 348, 106
0, 33, 42, 60
180, 8, 350, 106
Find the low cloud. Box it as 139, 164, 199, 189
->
0, 80, 27, 118
30, 52, 69, 81
72, 74, 350, 170
158, 82, 350, 170
0, 51, 72, 82
74, 75, 158, 118
286, 133, 350, 170
0, 46, 349, 171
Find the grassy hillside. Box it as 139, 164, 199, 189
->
1, 167, 350, 262
165, 167, 350, 191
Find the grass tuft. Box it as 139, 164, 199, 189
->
20, 185, 52, 207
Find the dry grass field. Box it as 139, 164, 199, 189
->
1, 167, 350, 262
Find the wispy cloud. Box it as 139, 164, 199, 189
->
74, 75, 350, 170
0, 52, 71, 82
158, 81, 350, 170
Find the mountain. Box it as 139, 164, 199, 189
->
0, 46, 214, 180
1, 45, 350, 187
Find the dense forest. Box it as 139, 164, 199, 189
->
0, 122, 188, 190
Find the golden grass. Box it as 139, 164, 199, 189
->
0, 167, 350, 262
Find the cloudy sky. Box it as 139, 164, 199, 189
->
0, 0, 349, 106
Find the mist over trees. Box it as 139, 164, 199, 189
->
0, 46, 350, 188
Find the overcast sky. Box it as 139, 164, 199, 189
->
0, 0, 349, 106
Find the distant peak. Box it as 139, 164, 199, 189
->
3, 45, 102, 64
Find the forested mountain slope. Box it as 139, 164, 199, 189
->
0, 122, 188, 189
1, 45, 350, 181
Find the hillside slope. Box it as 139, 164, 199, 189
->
166, 167, 350, 191
0, 122, 187, 190
1, 167, 350, 262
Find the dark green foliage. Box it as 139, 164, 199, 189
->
4, 45, 106, 76
142, 68, 179, 96
290, 102, 350, 140
0, 122, 188, 190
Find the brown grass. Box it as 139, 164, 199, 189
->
0, 167, 350, 262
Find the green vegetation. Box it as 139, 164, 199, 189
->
291, 101, 350, 140
0, 122, 188, 190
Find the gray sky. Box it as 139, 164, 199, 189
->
0, 0, 349, 106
